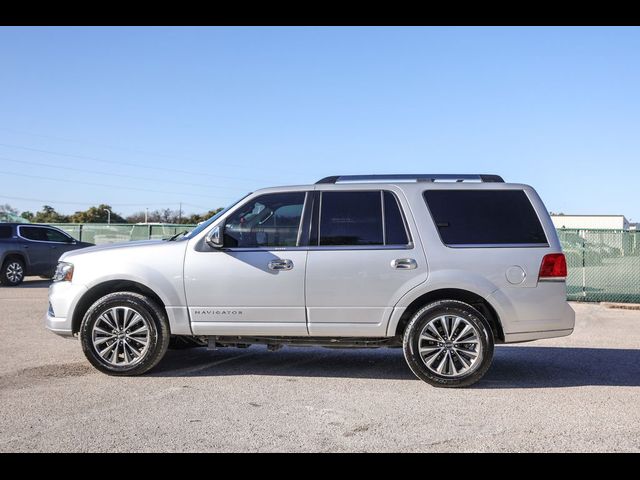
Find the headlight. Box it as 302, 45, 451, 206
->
53, 262, 74, 282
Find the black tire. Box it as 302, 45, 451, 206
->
79, 292, 170, 376
0, 258, 25, 286
403, 300, 494, 388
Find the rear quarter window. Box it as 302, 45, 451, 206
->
423, 190, 548, 246
0, 225, 13, 239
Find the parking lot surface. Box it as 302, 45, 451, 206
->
1, 278, 639, 452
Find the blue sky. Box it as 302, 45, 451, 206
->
0, 26, 639, 220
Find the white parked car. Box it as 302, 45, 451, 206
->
46, 174, 574, 387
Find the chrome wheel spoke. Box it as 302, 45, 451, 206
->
418, 314, 483, 378
99, 341, 117, 357
92, 306, 151, 367
454, 347, 478, 358
128, 336, 148, 346
448, 352, 458, 375
453, 324, 471, 342
436, 353, 448, 374
426, 323, 445, 342
99, 313, 117, 332
94, 335, 114, 346
122, 341, 132, 363
440, 316, 450, 339
419, 333, 440, 343
453, 349, 470, 368
451, 317, 461, 339
419, 345, 441, 355
454, 338, 479, 345
124, 340, 140, 358
128, 325, 148, 336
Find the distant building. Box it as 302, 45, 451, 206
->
551, 215, 630, 230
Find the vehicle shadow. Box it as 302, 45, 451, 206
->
152, 345, 640, 388
16, 279, 51, 288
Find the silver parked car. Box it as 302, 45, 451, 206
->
46, 174, 575, 387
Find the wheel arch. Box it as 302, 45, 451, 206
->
71, 280, 167, 335
2, 251, 27, 267
391, 288, 504, 342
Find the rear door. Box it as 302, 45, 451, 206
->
16, 226, 51, 274
305, 189, 428, 336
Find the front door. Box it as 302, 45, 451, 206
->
185, 191, 309, 336
41, 227, 78, 266
305, 190, 428, 336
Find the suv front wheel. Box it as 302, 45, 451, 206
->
79, 292, 170, 375
403, 300, 494, 388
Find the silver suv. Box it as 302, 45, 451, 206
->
46, 174, 575, 387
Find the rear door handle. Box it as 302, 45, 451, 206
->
268, 259, 294, 271
391, 258, 417, 270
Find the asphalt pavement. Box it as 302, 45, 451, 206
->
0, 278, 638, 452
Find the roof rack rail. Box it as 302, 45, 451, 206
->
315, 174, 504, 184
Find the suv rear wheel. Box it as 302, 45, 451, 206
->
403, 300, 494, 388
79, 292, 170, 375
1, 258, 25, 286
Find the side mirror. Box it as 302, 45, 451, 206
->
205, 225, 224, 249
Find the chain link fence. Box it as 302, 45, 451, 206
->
558, 229, 640, 303
46, 223, 640, 304
49, 223, 196, 245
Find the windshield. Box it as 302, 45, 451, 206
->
181, 193, 251, 240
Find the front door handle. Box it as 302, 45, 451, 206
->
268, 259, 294, 271
391, 258, 417, 270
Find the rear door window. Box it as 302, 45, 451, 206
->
424, 190, 548, 246
19, 226, 48, 241
318, 191, 410, 247
319, 191, 383, 246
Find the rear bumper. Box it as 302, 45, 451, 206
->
488, 282, 576, 343
503, 328, 573, 343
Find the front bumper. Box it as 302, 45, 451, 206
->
45, 281, 88, 337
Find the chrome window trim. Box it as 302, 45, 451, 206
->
219, 244, 415, 253
380, 190, 386, 244
444, 243, 550, 249
17, 225, 74, 244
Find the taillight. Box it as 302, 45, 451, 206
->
539, 253, 567, 280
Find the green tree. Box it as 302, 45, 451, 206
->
0, 204, 18, 222
185, 208, 223, 224
69, 204, 126, 223
31, 205, 69, 223
20, 211, 35, 221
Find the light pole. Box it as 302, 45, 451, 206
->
103, 208, 111, 225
